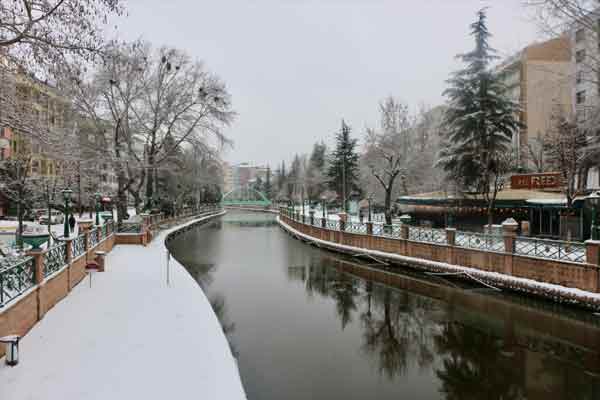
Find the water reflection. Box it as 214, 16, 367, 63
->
288, 256, 600, 398
170, 211, 600, 400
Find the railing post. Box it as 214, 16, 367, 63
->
400, 224, 409, 240
84, 230, 90, 253
309, 210, 315, 226
502, 218, 518, 253
586, 240, 600, 266
446, 228, 456, 246
64, 238, 73, 264
31, 252, 45, 285
321, 217, 326, 228
366, 222, 373, 235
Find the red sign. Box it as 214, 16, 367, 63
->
511, 173, 561, 190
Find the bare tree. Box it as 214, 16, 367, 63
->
134, 46, 235, 206
61, 41, 148, 224
526, 134, 548, 173
0, 0, 124, 69
363, 97, 412, 225
544, 109, 588, 207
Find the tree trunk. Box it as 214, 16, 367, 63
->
16, 189, 23, 249
116, 168, 129, 225
384, 186, 392, 225
487, 204, 494, 227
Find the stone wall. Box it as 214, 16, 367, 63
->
280, 214, 600, 296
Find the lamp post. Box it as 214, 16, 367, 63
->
586, 191, 600, 240
94, 192, 101, 226
320, 195, 327, 219
62, 188, 73, 238
367, 195, 373, 222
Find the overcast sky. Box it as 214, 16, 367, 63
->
115, 0, 540, 167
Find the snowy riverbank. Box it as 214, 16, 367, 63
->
0, 211, 247, 400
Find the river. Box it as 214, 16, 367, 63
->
167, 210, 600, 400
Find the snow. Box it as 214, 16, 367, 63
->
278, 216, 600, 306
0, 211, 247, 400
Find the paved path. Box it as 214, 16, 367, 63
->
0, 213, 246, 400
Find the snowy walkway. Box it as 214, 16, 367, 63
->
0, 213, 247, 400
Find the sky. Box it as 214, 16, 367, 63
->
114, 0, 541, 167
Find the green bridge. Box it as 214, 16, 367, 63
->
221, 186, 272, 207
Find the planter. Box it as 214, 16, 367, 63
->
100, 212, 113, 223
78, 219, 94, 232
21, 232, 50, 250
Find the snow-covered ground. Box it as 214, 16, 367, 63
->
0, 212, 246, 400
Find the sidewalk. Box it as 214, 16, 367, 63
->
0, 213, 246, 400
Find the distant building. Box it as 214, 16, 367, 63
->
221, 161, 234, 194
497, 36, 572, 171
223, 162, 268, 193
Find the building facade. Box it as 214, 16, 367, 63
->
497, 37, 573, 171
570, 9, 600, 187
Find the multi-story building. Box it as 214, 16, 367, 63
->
497, 37, 573, 171
0, 66, 118, 214
570, 9, 600, 187
223, 162, 269, 194
221, 161, 234, 194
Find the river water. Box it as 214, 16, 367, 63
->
167, 210, 600, 400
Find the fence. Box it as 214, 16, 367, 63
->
279, 207, 591, 265
455, 231, 504, 252
0, 256, 35, 307
515, 237, 586, 263
43, 242, 67, 277
409, 226, 447, 244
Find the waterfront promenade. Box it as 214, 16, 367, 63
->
0, 213, 246, 400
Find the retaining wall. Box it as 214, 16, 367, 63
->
279, 213, 600, 308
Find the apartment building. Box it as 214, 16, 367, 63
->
570, 10, 600, 187
497, 37, 572, 170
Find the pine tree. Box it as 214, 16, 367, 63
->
306, 141, 327, 202
437, 9, 520, 224
264, 165, 272, 200
327, 120, 360, 212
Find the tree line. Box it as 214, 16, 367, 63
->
0, 1, 234, 244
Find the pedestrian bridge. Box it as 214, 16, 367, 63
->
221, 187, 272, 207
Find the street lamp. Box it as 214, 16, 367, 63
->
586, 191, 600, 240
62, 188, 73, 237
320, 195, 327, 219
367, 195, 373, 222
94, 192, 101, 226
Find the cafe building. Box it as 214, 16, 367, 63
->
396, 173, 591, 240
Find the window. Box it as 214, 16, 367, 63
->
576, 49, 586, 63
32, 160, 40, 174
576, 28, 585, 42
577, 90, 586, 104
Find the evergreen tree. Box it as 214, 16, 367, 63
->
306, 141, 327, 202
437, 9, 520, 224
264, 165, 272, 200
327, 120, 360, 212
289, 154, 301, 202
